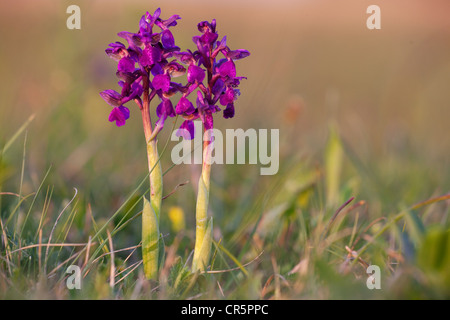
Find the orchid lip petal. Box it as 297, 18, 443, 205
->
218, 60, 236, 78
109, 106, 130, 127
176, 97, 195, 115
176, 120, 195, 140
118, 57, 135, 73
219, 87, 235, 106
152, 74, 171, 92
156, 98, 176, 124
223, 103, 235, 119
187, 65, 205, 83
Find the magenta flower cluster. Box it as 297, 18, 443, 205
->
99, 8, 250, 139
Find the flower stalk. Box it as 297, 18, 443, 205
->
192, 131, 213, 271
141, 75, 163, 224
141, 92, 163, 280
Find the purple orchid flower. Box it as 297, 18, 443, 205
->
109, 106, 130, 127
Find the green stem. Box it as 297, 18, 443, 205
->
192, 130, 213, 272
147, 139, 163, 222
142, 196, 159, 279
141, 74, 163, 280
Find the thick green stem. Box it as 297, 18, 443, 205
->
142, 196, 159, 279
141, 74, 163, 280
192, 131, 213, 272
147, 139, 163, 222
142, 132, 163, 280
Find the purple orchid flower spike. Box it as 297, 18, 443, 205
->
100, 9, 250, 135
100, 8, 188, 128
171, 18, 250, 139
183, 18, 251, 272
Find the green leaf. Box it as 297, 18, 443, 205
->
1, 114, 35, 156
418, 227, 449, 273
417, 227, 450, 294
325, 126, 344, 207
404, 210, 426, 245
214, 236, 249, 277
192, 217, 213, 272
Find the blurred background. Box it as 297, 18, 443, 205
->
0, 0, 449, 298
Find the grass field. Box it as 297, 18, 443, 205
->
0, 0, 449, 299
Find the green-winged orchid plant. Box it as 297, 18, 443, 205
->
100, 8, 250, 279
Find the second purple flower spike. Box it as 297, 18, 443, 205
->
174, 19, 250, 139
